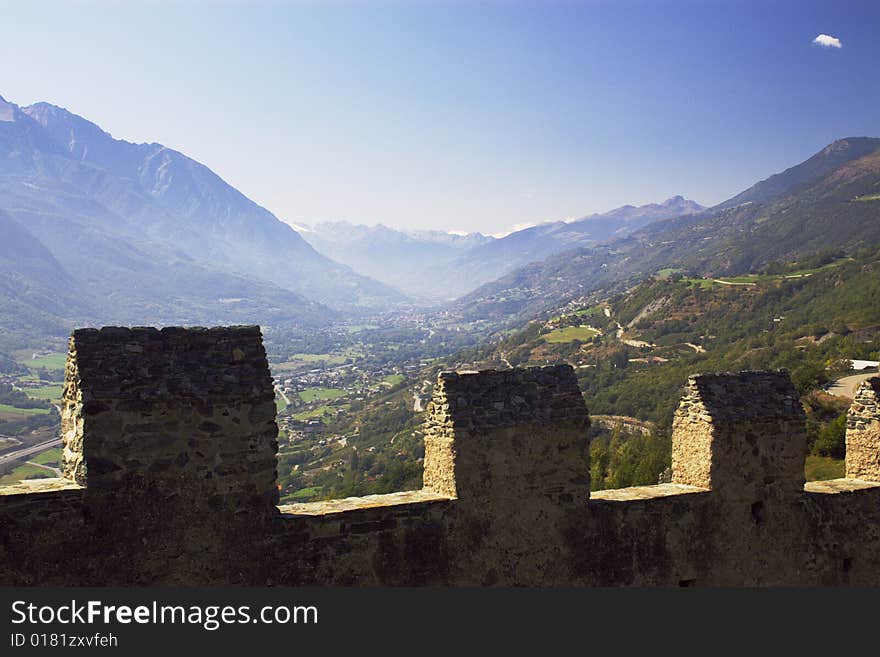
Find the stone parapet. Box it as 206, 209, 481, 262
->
60, 326, 278, 517
845, 377, 880, 480
3, 333, 880, 586
671, 371, 806, 501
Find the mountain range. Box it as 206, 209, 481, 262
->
298, 222, 493, 299
0, 93, 411, 346
300, 196, 703, 299
453, 137, 880, 325
436, 195, 704, 298
2, 91, 879, 357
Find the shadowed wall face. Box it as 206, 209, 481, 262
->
61, 326, 279, 515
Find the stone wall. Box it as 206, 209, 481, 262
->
423, 365, 590, 500
2, 326, 280, 584
672, 371, 807, 502
61, 326, 278, 514
846, 377, 880, 480
419, 366, 591, 585
2, 329, 880, 586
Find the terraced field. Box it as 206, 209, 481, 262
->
542, 326, 600, 343
299, 387, 348, 403
23, 385, 64, 401
0, 404, 50, 418
14, 352, 67, 371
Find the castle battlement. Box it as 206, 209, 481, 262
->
1, 326, 879, 586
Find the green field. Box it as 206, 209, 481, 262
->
685, 274, 768, 286
273, 346, 365, 370
716, 275, 761, 285
0, 464, 55, 485
0, 404, 51, 417
682, 277, 723, 289
542, 326, 600, 343
299, 387, 348, 403
287, 353, 343, 364
16, 353, 67, 371
676, 258, 852, 288
654, 268, 682, 280
805, 455, 845, 481
23, 385, 64, 401
275, 398, 289, 413
683, 259, 850, 289
292, 405, 337, 422
382, 374, 405, 387
272, 353, 348, 373
30, 447, 62, 466
280, 486, 323, 504
549, 305, 606, 323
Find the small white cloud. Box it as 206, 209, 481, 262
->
813, 34, 842, 48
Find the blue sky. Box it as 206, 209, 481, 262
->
1, 0, 878, 235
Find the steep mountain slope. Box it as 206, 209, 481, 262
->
0, 205, 331, 349
300, 222, 492, 299
0, 209, 83, 343
453, 138, 880, 325
0, 95, 403, 311
717, 137, 880, 209
439, 196, 704, 297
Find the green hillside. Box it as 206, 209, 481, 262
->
453, 247, 880, 488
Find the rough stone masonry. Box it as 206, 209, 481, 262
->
1, 327, 880, 586
846, 377, 880, 480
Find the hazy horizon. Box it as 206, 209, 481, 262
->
2, 0, 878, 235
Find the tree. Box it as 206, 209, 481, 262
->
610, 350, 629, 369
791, 361, 828, 395
812, 413, 846, 459
589, 438, 610, 491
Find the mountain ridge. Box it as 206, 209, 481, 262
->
302, 197, 703, 300
0, 93, 421, 348
437, 196, 705, 298
1, 95, 404, 310
715, 137, 880, 211
451, 137, 880, 326
299, 221, 494, 299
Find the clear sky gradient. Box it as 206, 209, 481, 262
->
1, 0, 878, 235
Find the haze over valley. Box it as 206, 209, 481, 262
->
2, 0, 879, 501
3, 90, 880, 498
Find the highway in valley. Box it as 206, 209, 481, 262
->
0, 437, 62, 468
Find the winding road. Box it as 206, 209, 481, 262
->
825, 373, 878, 399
